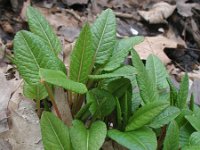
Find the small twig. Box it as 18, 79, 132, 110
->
58, 7, 82, 22
115, 11, 139, 21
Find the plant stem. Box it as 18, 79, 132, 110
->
43, 82, 62, 120
36, 100, 41, 118
157, 126, 167, 150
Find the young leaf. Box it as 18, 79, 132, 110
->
23, 82, 47, 100
104, 36, 144, 71
125, 101, 169, 131
115, 97, 122, 128
108, 127, 157, 150
41, 111, 71, 150
163, 121, 179, 150
167, 77, 178, 106
39, 68, 87, 94
89, 65, 136, 80
149, 106, 180, 129
69, 23, 94, 84
185, 115, 200, 131
131, 50, 159, 103
189, 132, 200, 146
91, 9, 116, 65
70, 120, 107, 150
182, 146, 200, 150
27, 6, 62, 55
177, 74, 189, 109
179, 123, 196, 148
146, 55, 169, 90
14, 30, 65, 85
87, 88, 116, 118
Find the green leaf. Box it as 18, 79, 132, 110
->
146, 55, 169, 90
41, 111, 71, 150
69, 23, 94, 84
39, 68, 87, 94
107, 78, 131, 98
70, 120, 107, 150
179, 123, 195, 148
131, 50, 159, 104
91, 9, 116, 65
189, 132, 200, 146
149, 106, 180, 128
75, 102, 92, 119
14, 30, 65, 85
89, 65, 136, 80
177, 74, 189, 109
163, 121, 179, 150
23, 82, 47, 100
126, 101, 169, 131
27, 6, 62, 55
87, 88, 116, 118
185, 112, 200, 131
104, 36, 144, 71
115, 97, 122, 128
167, 77, 178, 106
108, 127, 157, 150
182, 146, 200, 150
176, 109, 193, 127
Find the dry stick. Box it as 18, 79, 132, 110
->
43, 82, 62, 120
157, 126, 167, 150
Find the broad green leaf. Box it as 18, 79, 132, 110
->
176, 109, 193, 127
185, 112, 200, 131
108, 127, 157, 150
177, 74, 189, 109
189, 132, 200, 146
163, 121, 179, 150
107, 78, 131, 98
179, 123, 195, 148
146, 54, 169, 91
27, 6, 61, 55
126, 101, 169, 131
149, 106, 180, 128
39, 68, 87, 94
23, 82, 47, 100
182, 146, 200, 150
70, 120, 107, 150
146, 54, 169, 101
14, 30, 65, 85
87, 88, 116, 118
91, 9, 116, 64
131, 50, 159, 103
41, 111, 71, 150
104, 36, 144, 71
89, 65, 136, 80
69, 23, 94, 84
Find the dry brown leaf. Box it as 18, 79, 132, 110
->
20, 0, 31, 21
176, 0, 200, 17
138, 2, 176, 24
134, 35, 179, 64
0, 21, 14, 34
0, 72, 21, 133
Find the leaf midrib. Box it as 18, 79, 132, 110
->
94, 11, 109, 60
21, 33, 40, 70
129, 133, 148, 150
76, 28, 87, 82
46, 115, 65, 150
31, 10, 55, 54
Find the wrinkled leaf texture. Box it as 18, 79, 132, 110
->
27, 6, 62, 55
91, 9, 116, 65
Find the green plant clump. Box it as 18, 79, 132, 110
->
13, 6, 200, 150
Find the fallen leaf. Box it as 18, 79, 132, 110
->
57, 26, 80, 42
20, 0, 31, 21
138, 2, 176, 24
0, 21, 14, 34
134, 35, 179, 64
62, 0, 88, 6
176, 0, 200, 17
